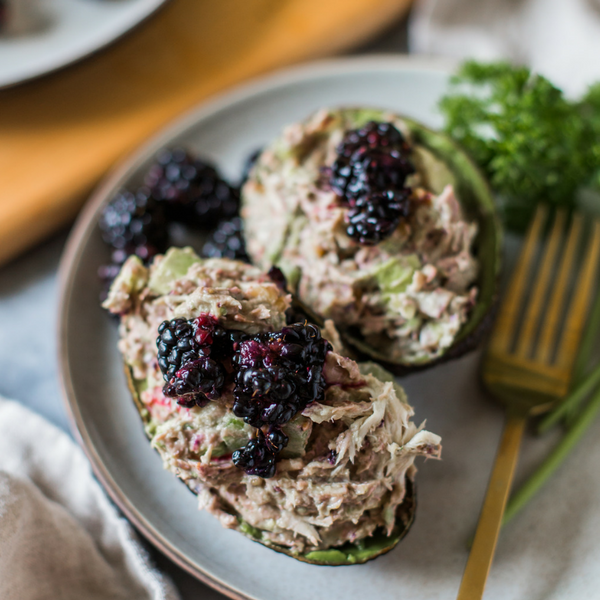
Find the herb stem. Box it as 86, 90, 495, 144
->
537, 361, 600, 435
504, 384, 600, 527
564, 288, 600, 422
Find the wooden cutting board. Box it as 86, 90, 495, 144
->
0, 0, 412, 266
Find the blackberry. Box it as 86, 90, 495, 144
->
157, 318, 199, 381
328, 121, 415, 202
156, 314, 241, 381
266, 428, 289, 453
346, 189, 412, 245
193, 314, 218, 346
202, 217, 249, 262
233, 366, 298, 427
99, 187, 168, 257
191, 313, 247, 361
163, 357, 225, 402
145, 148, 240, 228
279, 323, 331, 359
232, 431, 277, 478
212, 328, 248, 362
232, 324, 331, 428
144, 148, 200, 205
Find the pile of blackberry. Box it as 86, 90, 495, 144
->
155, 315, 331, 478
327, 121, 415, 245
99, 148, 251, 291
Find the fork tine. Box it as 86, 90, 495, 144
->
515, 210, 566, 359
535, 213, 583, 363
554, 219, 600, 372
489, 204, 547, 355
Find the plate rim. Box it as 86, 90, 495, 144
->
57, 53, 456, 600
0, 0, 169, 90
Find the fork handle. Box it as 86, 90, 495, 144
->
457, 413, 527, 600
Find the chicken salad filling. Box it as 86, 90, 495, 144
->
103, 247, 441, 556
242, 108, 479, 365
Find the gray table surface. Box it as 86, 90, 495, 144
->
0, 18, 409, 600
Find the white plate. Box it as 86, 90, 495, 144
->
58, 56, 600, 600
0, 0, 167, 88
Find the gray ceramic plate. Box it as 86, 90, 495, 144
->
0, 0, 167, 89
59, 56, 600, 600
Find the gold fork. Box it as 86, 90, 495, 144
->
457, 204, 600, 600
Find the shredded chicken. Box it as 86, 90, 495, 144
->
105, 250, 441, 555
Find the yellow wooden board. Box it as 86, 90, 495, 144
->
0, 0, 412, 265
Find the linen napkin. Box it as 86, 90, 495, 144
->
0, 397, 180, 600
410, 0, 600, 97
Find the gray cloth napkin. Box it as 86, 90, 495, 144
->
410, 0, 600, 96
0, 397, 181, 600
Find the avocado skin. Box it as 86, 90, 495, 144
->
123, 364, 417, 566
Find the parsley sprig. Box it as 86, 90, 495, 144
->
440, 61, 600, 231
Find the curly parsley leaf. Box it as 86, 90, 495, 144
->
440, 61, 599, 232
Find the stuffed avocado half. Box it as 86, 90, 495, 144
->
103, 247, 441, 565
241, 108, 501, 373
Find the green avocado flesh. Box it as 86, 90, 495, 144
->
124, 364, 417, 566
339, 113, 502, 373
148, 247, 202, 295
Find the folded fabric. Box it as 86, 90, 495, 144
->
0, 397, 180, 600
410, 0, 600, 96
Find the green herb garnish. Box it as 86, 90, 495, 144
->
440, 61, 600, 231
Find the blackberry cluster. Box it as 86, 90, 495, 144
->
157, 314, 241, 407
327, 121, 415, 245
232, 324, 331, 429
99, 148, 248, 294
347, 189, 412, 245
231, 430, 288, 479
329, 121, 414, 200
144, 148, 239, 228
154, 317, 331, 478
201, 217, 249, 262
